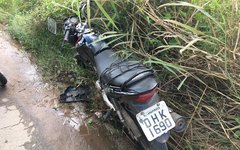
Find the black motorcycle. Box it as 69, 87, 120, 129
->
0, 72, 7, 87
47, 2, 187, 150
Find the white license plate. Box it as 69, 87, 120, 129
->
136, 101, 175, 141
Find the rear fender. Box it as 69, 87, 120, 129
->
124, 93, 170, 143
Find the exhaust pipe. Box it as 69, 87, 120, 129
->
170, 112, 187, 133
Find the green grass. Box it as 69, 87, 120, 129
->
0, 0, 240, 149
0, 0, 93, 85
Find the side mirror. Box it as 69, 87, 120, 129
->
47, 17, 57, 34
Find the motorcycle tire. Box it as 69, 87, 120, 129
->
0, 72, 7, 87
119, 105, 168, 150
138, 136, 168, 150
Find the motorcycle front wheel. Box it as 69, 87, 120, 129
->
0, 72, 7, 87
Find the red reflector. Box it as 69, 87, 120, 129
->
133, 87, 157, 103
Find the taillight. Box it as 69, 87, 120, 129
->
132, 87, 157, 103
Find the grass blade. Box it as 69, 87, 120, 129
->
91, 33, 125, 44
164, 19, 205, 35
159, 2, 225, 34
87, 0, 91, 27
94, 0, 119, 31
177, 75, 188, 90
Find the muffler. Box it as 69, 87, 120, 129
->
170, 112, 187, 133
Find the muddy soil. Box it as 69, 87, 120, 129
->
0, 25, 135, 150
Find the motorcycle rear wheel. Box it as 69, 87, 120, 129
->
119, 104, 168, 150
0, 72, 7, 87
138, 136, 168, 150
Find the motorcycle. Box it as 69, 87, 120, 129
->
47, 2, 187, 150
0, 72, 7, 87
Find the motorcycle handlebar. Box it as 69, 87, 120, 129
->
64, 29, 70, 41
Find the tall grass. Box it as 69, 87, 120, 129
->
0, 0, 240, 149
82, 1, 240, 149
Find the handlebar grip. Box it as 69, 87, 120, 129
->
64, 29, 70, 41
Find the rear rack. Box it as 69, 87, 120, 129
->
100, 60, 156, 96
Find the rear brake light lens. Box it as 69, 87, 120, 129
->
133, 87, 157, 103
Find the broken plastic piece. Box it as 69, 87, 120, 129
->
59, 86, 90, 103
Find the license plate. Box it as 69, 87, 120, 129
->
136, 101, 175, 141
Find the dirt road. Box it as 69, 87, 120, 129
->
0, 26, 119, 150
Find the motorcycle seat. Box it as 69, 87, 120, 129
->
94, 49, 158, 95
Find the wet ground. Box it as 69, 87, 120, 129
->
0, 25, 134, 150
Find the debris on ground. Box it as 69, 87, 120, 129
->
63, 117, 81, 131
95, 112, 103, 118
59, 86, 90, 103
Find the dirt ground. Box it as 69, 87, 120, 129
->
0, 25, 134, 150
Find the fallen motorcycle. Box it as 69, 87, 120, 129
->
0, 72, 7, 87
47, 2, 187, 149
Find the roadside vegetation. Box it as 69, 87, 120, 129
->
0, 0, 240, 149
